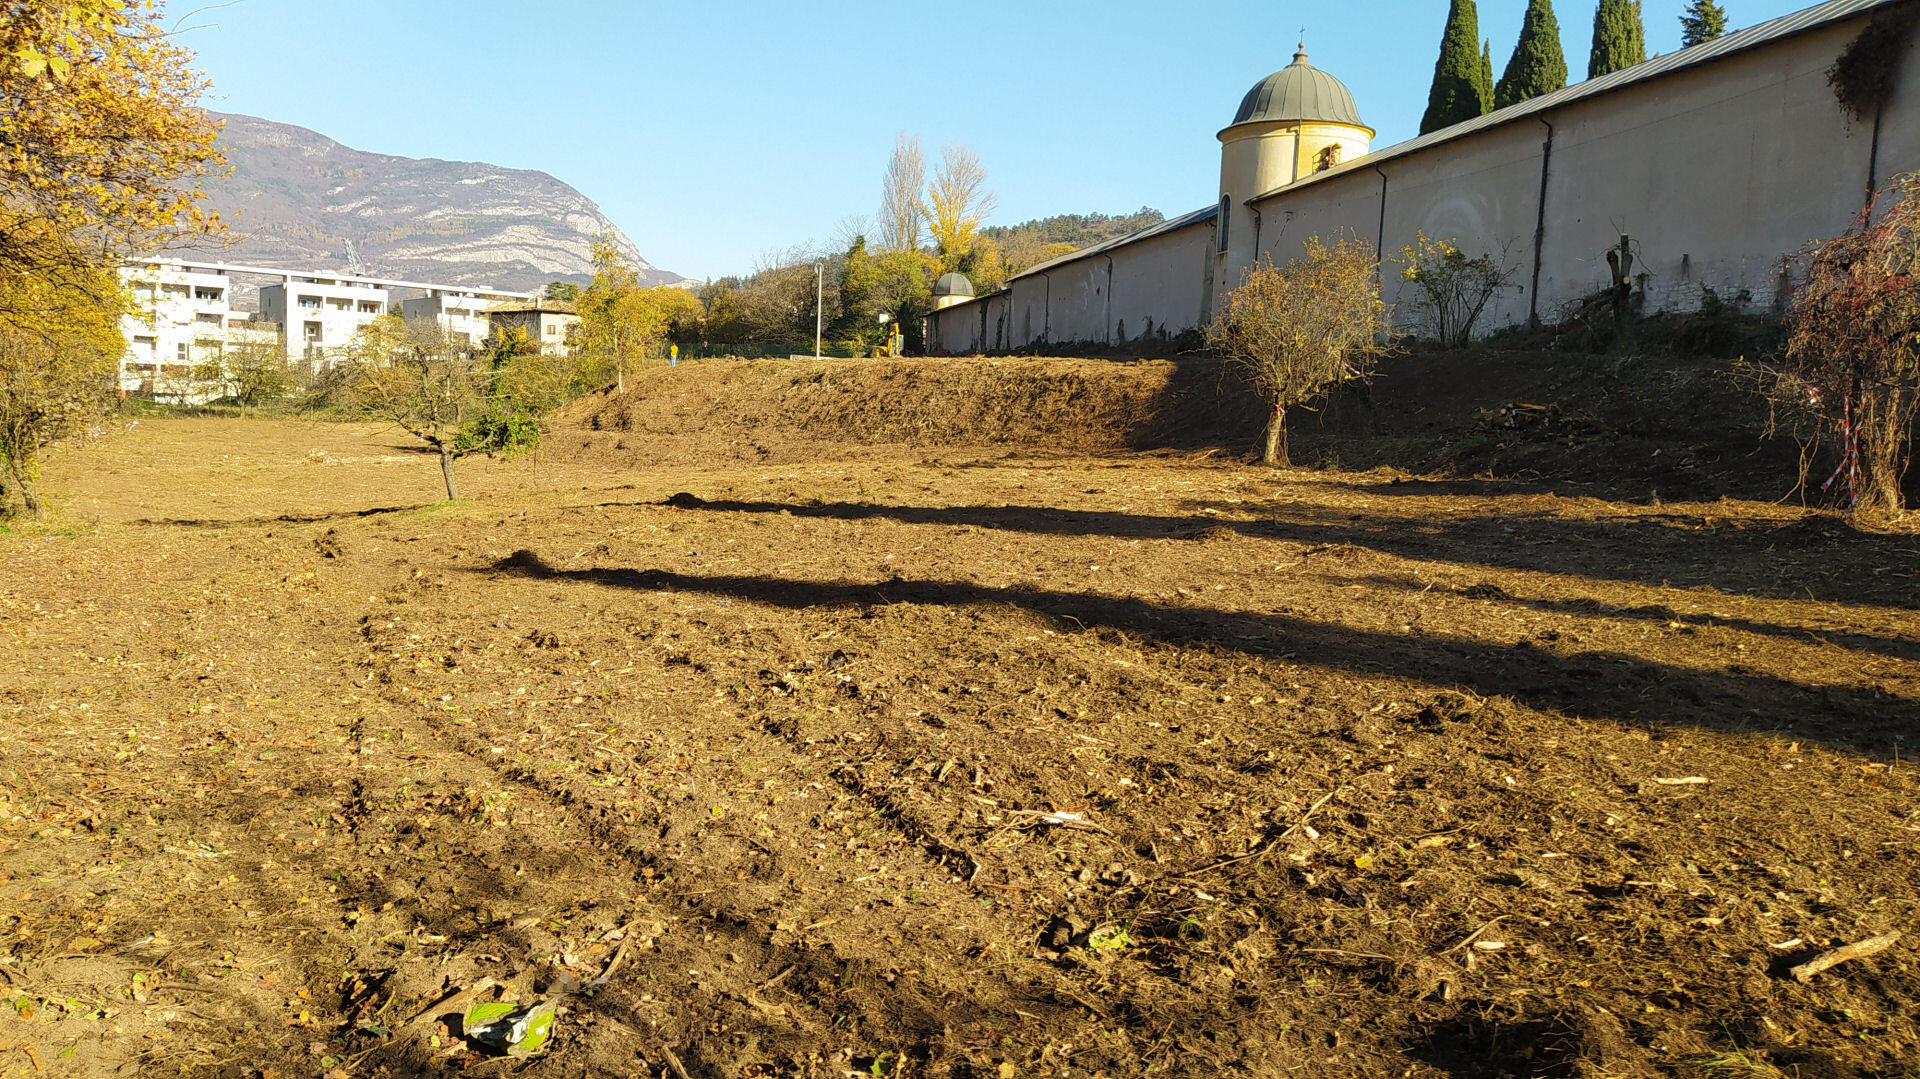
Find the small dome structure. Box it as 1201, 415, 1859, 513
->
1228, 46, 1366, 130
1214, 42, 1374, 283
932, 272, 974, 298
931, 271, 975, 310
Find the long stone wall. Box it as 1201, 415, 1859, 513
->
929, 220, 1215, 353
929, 3, 1918, 354
1260, 13, 1915, 332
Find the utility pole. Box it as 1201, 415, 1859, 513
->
814, 260, 824, 360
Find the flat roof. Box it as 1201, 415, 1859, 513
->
122, 257, 533, 299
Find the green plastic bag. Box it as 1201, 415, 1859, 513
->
463, 999, 556, 1057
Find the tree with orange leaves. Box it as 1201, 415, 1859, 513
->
0, 0, 224, 518
0, 0, 224, 315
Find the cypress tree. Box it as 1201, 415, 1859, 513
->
1421, 0, 1492, 133
1589, 0, 1646, 78
1480, 40, 1495, 107
1679, 0, 1728, 48
1495, 0, 1569, 109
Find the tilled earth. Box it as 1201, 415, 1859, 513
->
2, 417, 1918, 1079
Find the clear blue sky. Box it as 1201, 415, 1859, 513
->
179, 0, 1809, 281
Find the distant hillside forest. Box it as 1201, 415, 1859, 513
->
980, 207, 1166, 270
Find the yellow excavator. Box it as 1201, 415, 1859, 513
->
871, 313, 905, 358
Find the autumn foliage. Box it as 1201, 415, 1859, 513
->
0, 0, 224, 518
1207, 236, 1391, 467
0, 0, 223, 312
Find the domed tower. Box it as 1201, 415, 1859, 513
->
931, 271, 975, 311
1216, 44, 1373, 282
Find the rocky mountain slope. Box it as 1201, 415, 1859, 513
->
183, 112, 679, 291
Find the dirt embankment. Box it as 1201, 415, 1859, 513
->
558, 355, 1252, 459
560, 348, 1815, 505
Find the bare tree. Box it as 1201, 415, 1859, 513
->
832, 214, 873, 253
926, 143, 998, 270
346, 316, 492, 501
878, 132, 927, 253
1751, 172, 1920, 518
1208, 235, 1392, 467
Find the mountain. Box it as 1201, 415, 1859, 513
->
182, 112, 680, 292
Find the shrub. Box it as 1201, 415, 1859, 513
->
1207, 235, 1391, 466
1397, 233, 1521, 348
1753, 172, 1920, 519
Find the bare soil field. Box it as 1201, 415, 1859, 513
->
2, 354, 1918, 1079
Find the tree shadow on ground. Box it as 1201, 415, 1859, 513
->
480, 551, 1913, 756
134, 504, 427, 528
637, 494, 1920, 610
1353, 575, 1920, 662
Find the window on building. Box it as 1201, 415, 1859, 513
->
193, 287, 222, 301
176, 342, 189, 362
196, 312, 221, 325
359, 301, 381, 313
304, 321, 322, 342
1315, 144, 1343, 173
298, 295, 320, 310
545, 323, 556, 336
1217, 195, 1231, 253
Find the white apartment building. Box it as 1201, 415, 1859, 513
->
399, 286, 526, 345
118, 260, 258, 403
116, 259, 534, 402
259, 276, 392, 369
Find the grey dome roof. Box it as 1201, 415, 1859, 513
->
932, 271, 974, 298
1230, 46, 1366, 128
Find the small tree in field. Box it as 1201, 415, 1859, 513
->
455, 327, 566, 458
1759, 173, 1920, 519
1397, 232, 1520, 347
201, 336, 299, 415
347, 317, 493, 502
1208, 236, 1391, 467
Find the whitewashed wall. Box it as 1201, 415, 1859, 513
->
928, 221, 1214, 352
930, 7, 1918, 352
1253, 16, 1909, 332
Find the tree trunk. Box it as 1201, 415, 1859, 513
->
10, 460, 43, 519
1854, 436, 1904, 519
438, 444, 459, 502
0, 462, 17, 521
1262, 405, 1289, 467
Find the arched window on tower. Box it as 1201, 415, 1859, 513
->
1217, 195, 1231, 253
1315, 144, 1343, 173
